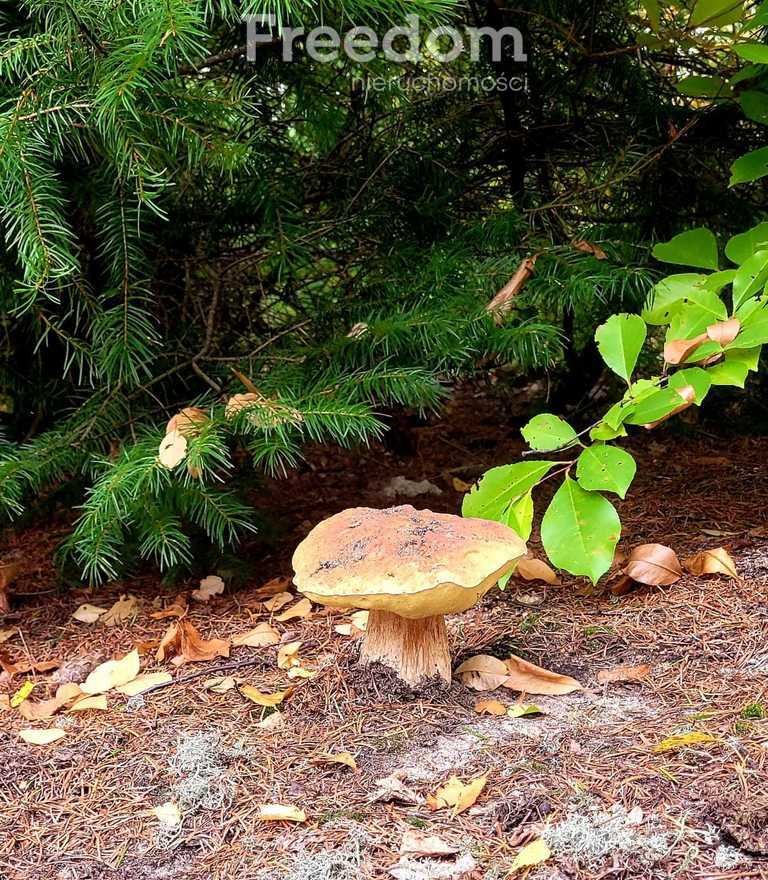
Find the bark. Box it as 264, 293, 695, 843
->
359, 610, 451, 687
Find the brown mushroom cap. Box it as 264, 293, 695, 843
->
292, 505, 526, 619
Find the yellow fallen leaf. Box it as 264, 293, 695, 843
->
102, 594, 139, 626
511, 838, 551, 871
683, 547, 738, 579
516, 555, 560, 585
474, 699, 507, 716
275, 598, 312, 622
654, 731, 717, 752
116, 672, 172, 695
80, 649, 141, 695
19, 728, 66, 745
277, 640, 302, 670
71, 604, 109, 624
204, 676, 237, 693
507, 704, 543, 718
11, 680, 35, 707
287, 666, 315, 680
152, 801, 182, 826
239, 685, 293, 707
263, 591, 293, 612
232, 623, 280, 648
69, 694, 108, 712
427, 774, 487, 818
455, 655, 510, 691
318, 751, 358, 771
257, 804, 306, 822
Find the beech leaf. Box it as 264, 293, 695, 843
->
510, 839, 552, 872
72, 604, 109, 624
19, 728, 67, 745
239, 685, 293, 707
231, 622, 280, 648
624, 544, 682, 586
597, 664, 651, 684
455, 655, 510, 691
503, 654, 582, 695
515, 555, 559, 585
683, 547, 738, 579
80, 649, 141, 695
275, 598, 312, 621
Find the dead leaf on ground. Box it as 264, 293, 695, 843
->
80, 649, 141, 695
156, 620, 230, 666
455, 655, 510, 691
507, 703, 544, 718
0, 627, 18, 645
10, 679, 34, 707
400, 829, 459, 858
316, 751, 358, 771
504, 654, 582, 695
474, 699, 507, 716
192, 575, 225, 603
256, 710, 284, 731
287, 665, 315, 680
72, 604, 109, 624
256, 804, 306, 822
515, 555, 560, 585
334, 610, 368, 636
263, 591, 293, 612
451, 477, 473, 493
707, 318, 740, 346
231, 622, 280, 648
116, 672, 172, 695
69, 694, 108, 712
654, 731, 717, 752
204, 676, 237, 693
275, 598, 312, 622
0, 562, 21, 613
372, 773, 423, 805
254, 576, 293, 600
152, 801, 182, 826
149, 594, 188, 620
239, 684, 293, 707
510, 838, 551, 872
427, 774, 488, 818
683, 547, 738, 579
597, 664, 651, 684
625, 543, 682, 586
0, 654, 59, 677
277, 640, 302, 670
158, 430, 187, 468
19, 728, 66, 745
102, 594, 139, 626
18, 683, 81, 720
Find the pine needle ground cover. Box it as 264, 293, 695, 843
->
1, 392, 767, 880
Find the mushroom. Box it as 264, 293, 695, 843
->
291, 505, 526, 687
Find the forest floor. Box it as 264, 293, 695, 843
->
1, 383, 768, 880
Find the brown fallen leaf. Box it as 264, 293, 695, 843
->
455, 655, 510, 691
263, 591, 293, 612
504, 654, 582, 695
156, 620, 230, 666
515, 555, 560, 585
116, 672, 172, 695
158, 430, 187, 469
192, 575, 225, 603
18, 682, 82, 721
0, 653, 60, 677
683, 547, 738, 579
71, 604, 109, 624
231, 622, 280, 648
102, 594, 139, 627
372, 773, 423, 805
427, 774, 488, 818
317, 751, 358, 771
0, 627, 18, 645
400, 829, 459, 858
80, 649, 141, 695
149, 594, 188, 620
275, 598, 312, 622
624, 543, 682, 586
277, 640, 302, 670
0, 562, 21, 614
663, 333, 708, 365
608, 574, 637, 596
69, 694, 108, 712
256, 804, 306, 822
597, 664, 651, 684
239, 684, 293, 707
451, 477, 473, 493
707, 318, 740, 346
474, 699, 507, 716
254, 576, 293, 600
19, 728, 66, 745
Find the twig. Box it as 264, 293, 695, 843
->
140, 656, 269, 696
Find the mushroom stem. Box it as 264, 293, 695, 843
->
359, 610, 451, 687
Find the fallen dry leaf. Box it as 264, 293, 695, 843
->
102, 594, 139, 627
474, 699, 507, 716
80, 649, 141, 695
507, 703, 544, 718
254, 576, 293, 600
192, 575, 225, 603
152, 801, 182, 826
451, 477, 473, 493
158, 430, 187, 469
683, 547, 738, 579
116, 671, 172, 695
334, 609, 369, 637
400, 829, 459, 858
231, 622, 280, 648
455, 655, 510, 691
239, 685, 293, 707
625, 543, 682, 586
19, 728, 66, 745
72, 604, 109, 624
0, 627, 18, 645
504, 654, 582, 695
427, 774, 487, 818
275, 598, 312, 622
149, 594, 188, 620
18, 683, 82, 721
597, 664, 651, 684
69, 694, 108, 712
707, 318, 740, 346
256, 711, 284, 731
572, 238, 608, 260
516, 555, 560, 585
654, 731, 717, 752
11, 680, 35, 707
277, 640, 302, 670
156, 620, 230, 666
510, 838, 551, 872
317, 751, 358, 771
256, 804, 306, 822
0, 561, 21, 613
204, 676, 237, 693
0, 654, 60, 677
263, 591, 293, 612
286, 665, 315, 680
372, 774, 422, 805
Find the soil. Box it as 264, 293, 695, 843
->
1, 382, 768, 880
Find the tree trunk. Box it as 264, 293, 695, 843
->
359, 610, 451, 687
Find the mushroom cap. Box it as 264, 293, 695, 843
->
292, 505, 526, 619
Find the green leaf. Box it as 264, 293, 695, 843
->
594, 314, 647, 383
733, 250, 768, 310
677, 76, 731, 98
576, 445, 636, 499
734, 43, 768, 64
665, 292, 727, 339
730, 147, 768, 186
727, 303, 768, 348
668, 367, 712, 403
708, 352, 752, 387
503, 491, 534, 541
641, 0, 660, 29
690, 0, 745, 26
652, 228, 719, 270
461, 461, 555, 521
521, 414, 578, 452
740, 90, 768, 124
540, 477, 620, 584
643, 274, 723, 325
726, 222, 768, 265
624, 386, 691, 425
